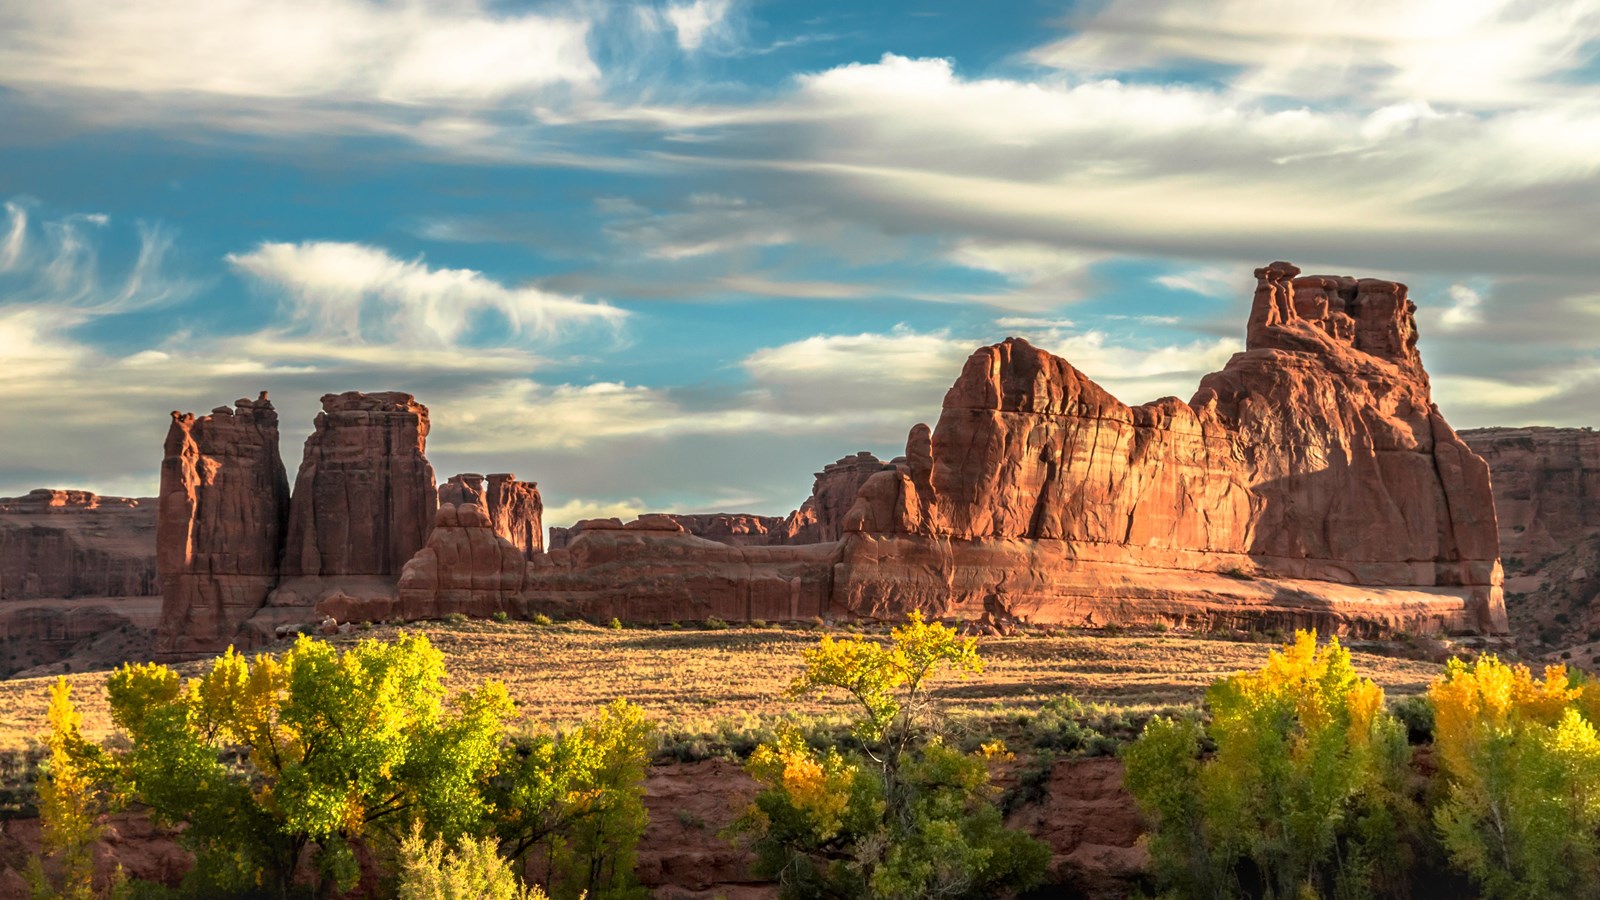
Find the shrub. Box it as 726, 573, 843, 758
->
703, 617, 729, 631
1391, 693, 1435, 744
736, 612, 1048, 898
1430, 656, 1600, 899
1124, 630, 1417, 899
397, 824, 546, 900
42, 635, 514, 897
609, 618, 623, 630
492, 611, 510, 624
444, 612, 468, 625
494, 700, 653, 900
531, 613, 554, 627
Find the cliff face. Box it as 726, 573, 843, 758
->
0, 491, 157, 601
838, 262, 1504, 635
155, 394, 291, 654
1460, 427, 1600, 653
282, 392, 436, 578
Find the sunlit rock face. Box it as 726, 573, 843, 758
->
837, 262, 1505, 635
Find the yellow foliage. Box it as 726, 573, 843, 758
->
1430, 655, 1580, 784
746, 730, 858, 841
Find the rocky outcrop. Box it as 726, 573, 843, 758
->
0, 492, 157, 602
487, 474, 543, 557
838, 262, 1504, 635
155, 394, 291, 654
1460, 427, 1600, 653
544, 453, 890, 552
777, 452, 892, 543
511, 263, 1504, 635
1460, 427, 1600, 573
440, 474, 544, 558
366, 503, 531, 622
282, 391, 436, 579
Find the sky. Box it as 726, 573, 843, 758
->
1, 0, 1598, 526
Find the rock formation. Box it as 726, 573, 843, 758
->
438, 473, 486, 509
511, 263, 1505, 636
155, 394, 291, 654
777, 452, 892, 543
441, 473, 544, 557
545, 452, 890, 551
376, 503, 530, 622
487, 474, 543, 557
838, 262, 1504, 634
282, 391, 436, 578
0, 491, 157, 601
1461, 427, 1600, 652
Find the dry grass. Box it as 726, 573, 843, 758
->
0, 619, 1444, 752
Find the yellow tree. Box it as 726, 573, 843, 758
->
1430, 655, 1600, 899
1125, 630, 1415, 899
28, 678, 115, 900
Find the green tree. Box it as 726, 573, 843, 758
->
1123, 630, 1416, 900
396, 823, 546, 900
92, 633, 514, 898
738, 612, 1048, 898
493, 699, 653, 900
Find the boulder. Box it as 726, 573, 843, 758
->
154, 392, 291, 654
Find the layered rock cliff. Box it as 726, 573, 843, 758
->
1460, 427, 1600, 652
0, 491, 157, 601
155, 394, 291, 654
0, 491, 161, 676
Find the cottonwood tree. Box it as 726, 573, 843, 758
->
738, 612, 1048, 899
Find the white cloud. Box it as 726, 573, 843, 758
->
1030, 0, 1600, 108
1156, 264, 1256, 298
665, 0, 735, 52
0, 202, 25, 272
226, 241, 626, 349
541, 497, 645, 528
0, 0, 598, 106
1439, 283, 1487, 329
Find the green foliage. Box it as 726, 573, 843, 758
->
608, 618, 623, 630
1429, 656, 1600, 899
495, 699, 653, 900
531, 614, 554, 627
739, 612, 1048, 898
1124, 630, 1417, 900
492, 611, 511, 624
85, 634, 514, 898
397, 824, 546, 900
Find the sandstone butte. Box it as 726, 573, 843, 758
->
1, 261, 1516, 659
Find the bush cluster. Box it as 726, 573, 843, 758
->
1125, 631, 1600, 900
27, 633, 651, 900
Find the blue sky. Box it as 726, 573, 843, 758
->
2, 0, 1598, 524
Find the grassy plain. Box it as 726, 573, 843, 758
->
0, 619, 1444, 753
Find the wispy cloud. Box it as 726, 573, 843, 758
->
226, 241, 626, 350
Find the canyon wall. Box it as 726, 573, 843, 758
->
1461, 427, 1600, 651
441, 473, 544, 557
0, 491, 161, 676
